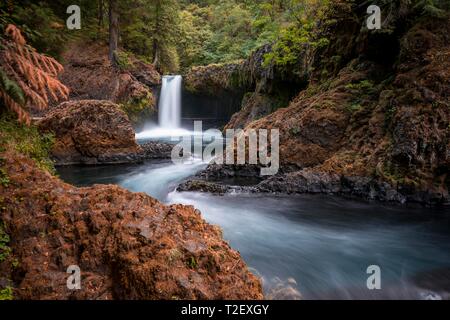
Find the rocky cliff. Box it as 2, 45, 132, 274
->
0, 150, 263, 300
58, 42, 160, 125
184, 45, 305, 129
180, 1, 450, 204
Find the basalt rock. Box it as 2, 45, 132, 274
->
0, 151, 263, 300
177, 180, 235, 195
224, 92, 284, 130
184, 63, 241, 96
217, 2, 450, 205
140, 142, 174, 159
179, 168, 446, 204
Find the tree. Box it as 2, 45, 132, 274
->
108, 0, 119, 65
0, 24, 68, 124
150, 0, 180, 73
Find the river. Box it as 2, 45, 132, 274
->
57, 146, 450, 300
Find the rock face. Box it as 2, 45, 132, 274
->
225, 92, 286, 130
194, 2, 449, 205
38, 100, 143, 165
184, 63, 241, 95
184, 45, 303, 130
56, 42, 160, 125
0, 151, 263, 300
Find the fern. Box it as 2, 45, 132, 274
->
0, 24, 69, 124
0, 68, 24, 105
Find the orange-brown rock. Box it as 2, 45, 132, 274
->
59, 42, 159, 102
0, 151, 263, 300
53, 42, 159, 125
38, 100, 143, 165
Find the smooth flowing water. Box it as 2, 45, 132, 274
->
58, 154, 450, 300
158, 75, 182, 129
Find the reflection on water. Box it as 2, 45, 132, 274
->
58, 158, 450, 300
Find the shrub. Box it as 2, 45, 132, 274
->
0, 113, 55, 173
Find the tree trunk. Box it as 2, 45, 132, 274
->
152, 40, 159, 67
108, 0, 119, 65
98, 0, 104, 28
152, 0, 161, 69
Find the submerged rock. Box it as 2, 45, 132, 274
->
0, 151, 263, 300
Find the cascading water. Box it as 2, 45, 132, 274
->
158, 75, 182, 129
136, 75, 190, 139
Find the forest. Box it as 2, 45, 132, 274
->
0, 0, 348, 72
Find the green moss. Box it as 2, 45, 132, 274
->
168, 248, 182, 265
187, 256, 197, 269
120, 92, 154, 125
115, 50, 134, 71
11, 258, 19, 269
0, 168, 9, 187
345, 80, 375, 92
0, 222, 11, 263
346, 103, 363, 113
0, 113, 55, 174
384, 105, 398, 129
289, 126, 301, 136
0, 286, 13, 300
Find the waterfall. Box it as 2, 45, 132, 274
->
136, 74, 191, 139
158, 75, 182, 129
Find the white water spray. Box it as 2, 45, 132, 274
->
136, 75, 188, 139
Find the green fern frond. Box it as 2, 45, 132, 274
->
0, 68, 25, 106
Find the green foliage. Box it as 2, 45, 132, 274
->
0, 68, 24, 106
187, 256, 198, 269
0, 114, 55, 173
346, 103, 363, 113
0, 168, 9, 187
0, 286, 13, 300
115, 50, 134, 71
0, 4, 67, 58
176, 0, 320, 68
0, 222, 11, 263
262, 0, 330, 71
120, 93, 154, 125
177, 5, 213, 70
414, 0, 449, 18
345, 80, 375, 92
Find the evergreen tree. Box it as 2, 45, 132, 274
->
149, 0, 180, 73
108, 0, 119, 65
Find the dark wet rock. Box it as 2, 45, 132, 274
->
225, 92, 284, 130
196, 164, 264, 181
140, 142, 174, 159
178, 164, 447, 204
177, 180, 234, 195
